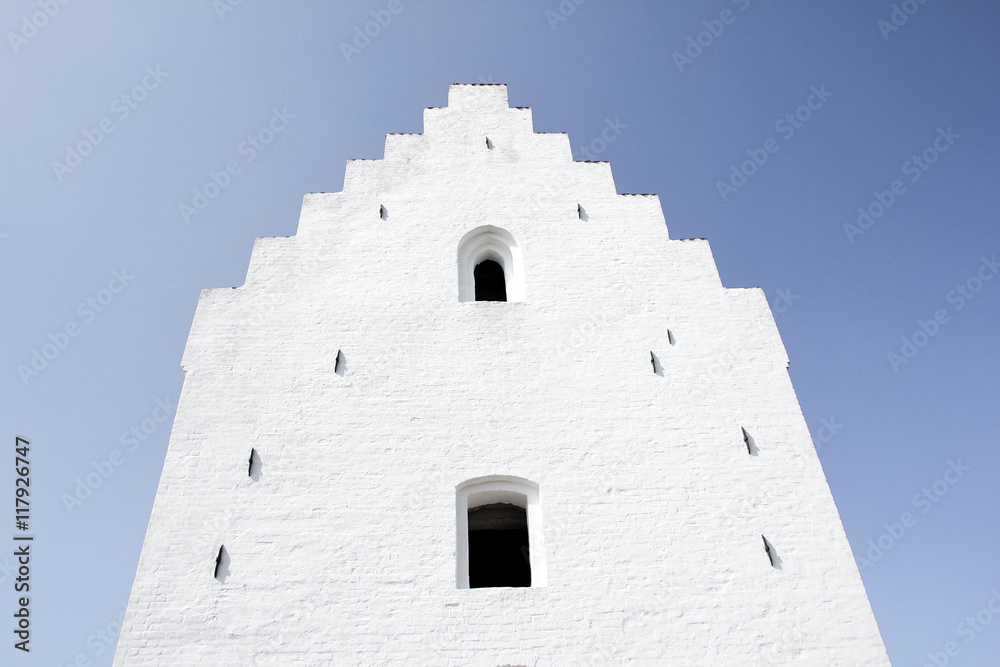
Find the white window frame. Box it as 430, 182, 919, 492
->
457, 226, 525, 302
456, 476, 545, 589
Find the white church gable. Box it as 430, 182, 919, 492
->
114, 84, 890, 666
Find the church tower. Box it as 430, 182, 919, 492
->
114, 84, 890, 665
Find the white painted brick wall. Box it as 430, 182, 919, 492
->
114, 84, 891, 666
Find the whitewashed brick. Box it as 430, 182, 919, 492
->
115, 84, 890, 666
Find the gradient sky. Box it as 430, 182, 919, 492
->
2, 1, 998, 665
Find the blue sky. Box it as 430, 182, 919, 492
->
2, 1, 998, 665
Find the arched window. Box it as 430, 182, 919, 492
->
473, 259, 507, 301
456, 476, 545, 589
457, 226, 525, 302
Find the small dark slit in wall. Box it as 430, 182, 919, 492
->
650, 351, 663, 376
667, 329, 675, 346
486, 137, 494, 150
248, 448, 261, 480
762, 535, 779, 568
335, 350, 346, 376
577, 204, 588, 221
742, 428, 758, 456
379, 205, 388, 220
214, 545, 230, 582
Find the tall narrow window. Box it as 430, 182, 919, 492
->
474, 259, 507, 301
456, 476, 545, 589
468, 502, 529, 587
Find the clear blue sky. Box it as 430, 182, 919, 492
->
2, 1, 998, 665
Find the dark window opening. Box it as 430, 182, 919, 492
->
474, 260, 507, 302
468, 503, 530, 588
